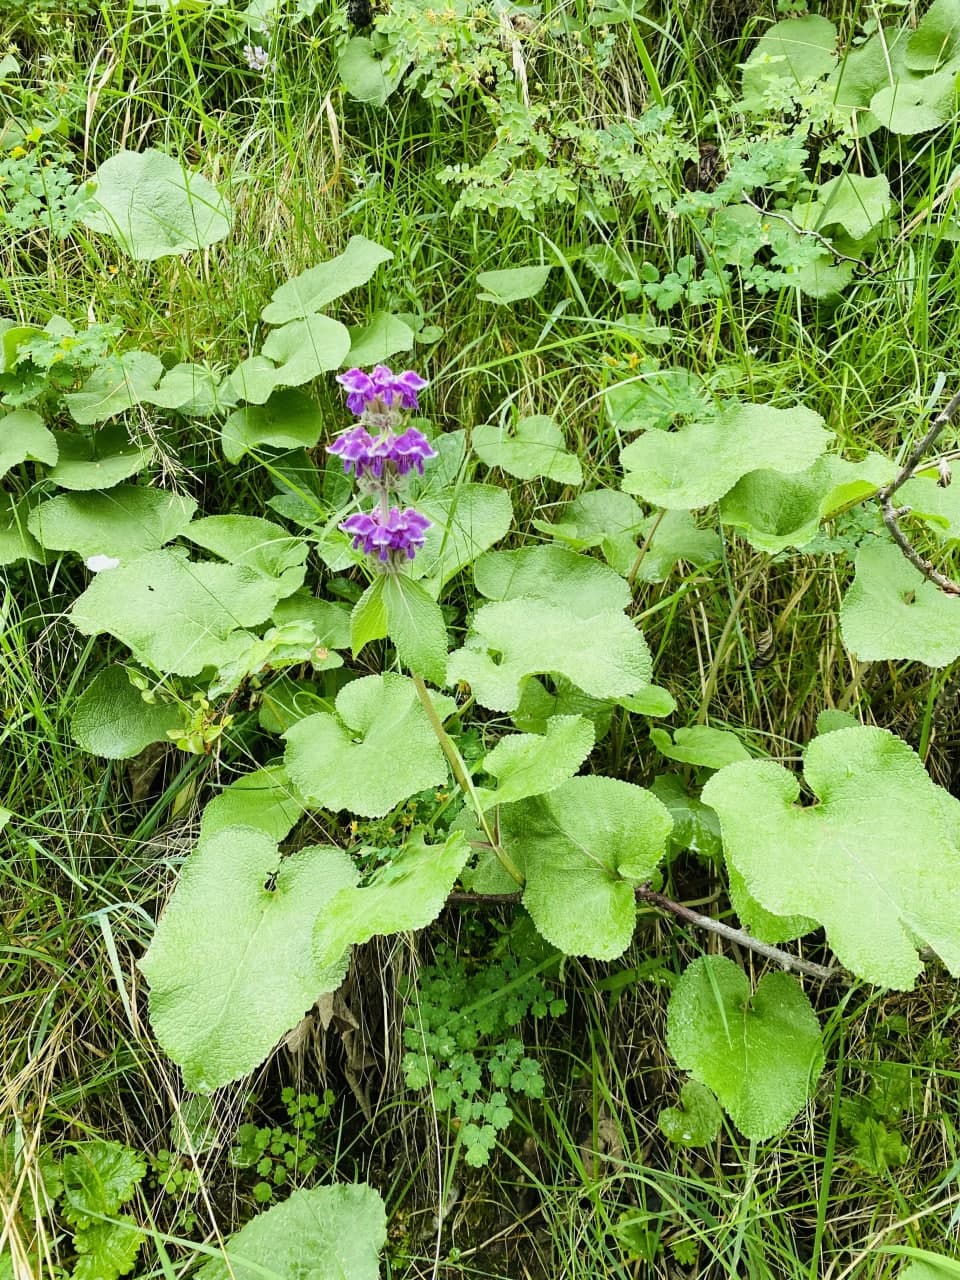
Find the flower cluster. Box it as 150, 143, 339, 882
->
330, 366, 434, 571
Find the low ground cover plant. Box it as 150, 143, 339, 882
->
5, 1, 960, 1277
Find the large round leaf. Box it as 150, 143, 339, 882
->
47, 426, 154, 491
28, 486, 196, 560
140, 826, 357, 1090
82, 149, 233, 260
702, 726, 960, 988
667, 955, 824, 1139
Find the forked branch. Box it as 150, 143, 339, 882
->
877, 389, 960, 595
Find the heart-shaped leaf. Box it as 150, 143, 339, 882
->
472, 415, 583, 484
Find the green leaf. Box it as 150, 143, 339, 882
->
474, 545, 631, 615
533, 488, 644, 574
667, 956, 824, 1139
382, 572, 448, 685
182, 515, 308, 587
69, 549, 284, 677
225, 356, 282, 405
620, 685, 677, 717
73, 1218, 145, 1280
63, 351, 164, 425
350, 576, 388, 654
0, 495, 46, 566
473, 776, 672, 959
283, 673, 450, 818
840, 538, 960, 666
140, 826, 358, 1090
741, 15, 838, 104
346, 312, 416, 366
47, 426, 153, 491
870, 70, 960, 135
448, 598, 651, 712
658, 1080, 722, 1147
897, 1256, 960, 1280
0, 408, 57, 477
702, 726, 960, 988
475, 715, 595, 811
649, 774, 722, 860
906, 0, 960, 71
221, 390, 324, 463
795, 173, 892, 241
650, 726, 751, 770
603, 369, 710, 431
273, 594, 352, 649
71, 666, 182, 759
338, 36, 407, 106
621, 402, 831, 509
260, 314, 353, 387
82, 148, 233, 260
62, 1141, 146, 1224
897, 473, 960, 541
476, 265, 552, 304
260, 237, 393, 325
472, 415, 583, 484
28, 486, 196, 560
197, 1184, 386, 1280
415, 483, 513, 592
633, 510, 722, 581
313, 832, 470, 985
200, 766, 307, 843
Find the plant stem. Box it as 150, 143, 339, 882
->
411, 673, 524, 887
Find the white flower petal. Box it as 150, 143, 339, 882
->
85, 554, 121, 573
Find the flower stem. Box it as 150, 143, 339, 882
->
411, 673, 524, 887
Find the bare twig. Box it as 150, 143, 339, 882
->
877, 389, 960, 595
446, 884, 838, 981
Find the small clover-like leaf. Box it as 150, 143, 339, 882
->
82, 149, 232, 260
667, 956, 824, 1139
197, 1184, 387, 1280
702, 726, 960, 988
472, 415, 583, 484
283, 673, 450, 818
140, 826, 358, 1090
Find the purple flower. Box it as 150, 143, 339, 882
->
327, 425, 437, 482
341, 505, 432, 563
336, 365, 428, 416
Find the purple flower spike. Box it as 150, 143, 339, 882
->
336, 368, 376, 415
341, 505, 432, 564
391, 427, 438, 476
392, 369, 428, 410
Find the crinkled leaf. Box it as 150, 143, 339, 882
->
476, 265, 552, 304
650, 726, 750, 770
73, 1218, 145, 1280
414, 483, 513, 592
63, 351, 164, 425
62, 1141, 146, 1224
47, 426, 153, 492
741, 15, 838, 105
313, 832, 470, 985
621, 402, 831, 509
382, 572, 448, 685
472, 415, 583, 484
283, 673, 450, 818
667, 956, 824, 1139
69, 549, 284, 676
82, 149, 232, 260
702, 726, 960, 988
0, 408, 56, 477
221, 390, 324, 463
658, 1080, 722, 1147
140, 826, 358, 1090
474, 545, 630, 616
28, 486, 196, 560
840, 538, 960, 666
197, 1184, 386, 1280
260, 314, 352, 386
474, 776, 672, 959
261, 237, 393, 324
448, 597, 651, 712
346, 312, 416, 366
71, 666, 181, 759
200, 766, 307, 843
475, 715, 595, 811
